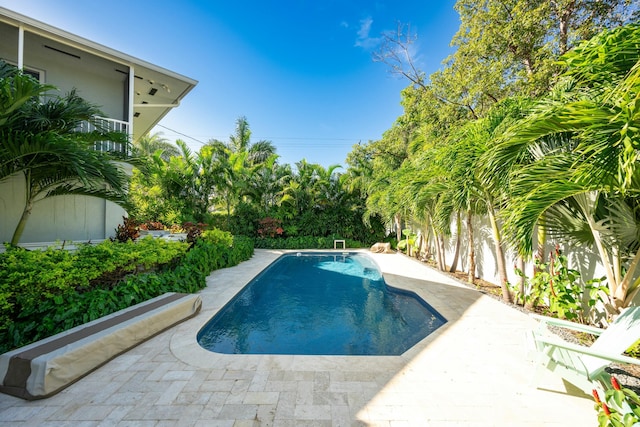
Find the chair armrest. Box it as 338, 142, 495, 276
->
530, 313, 605, 336
533, 333, 640, 366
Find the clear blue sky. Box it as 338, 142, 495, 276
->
1, 1, 459, 168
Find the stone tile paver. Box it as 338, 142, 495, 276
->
0, 249, 596, 426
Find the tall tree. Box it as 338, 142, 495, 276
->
133, 131, 179, 161
245, 157, 290, 216
224, 116, 276, 166
490, 24, 640, 313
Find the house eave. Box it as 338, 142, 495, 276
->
0, 6, 198, 140
0, 7, 198, 86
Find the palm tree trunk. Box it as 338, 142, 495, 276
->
617, 248, 640, 308
517, 256, 526, 307
438, 234, 447, 271
11, 171, 34, 246
488, 206, 512, 303
535, 221, 546, 274
423, 223, 433, 260
613, 245, 622, 287
11, 200, 33, 246
584, 212, 618, 307
467, 209, 476, 285
449, 211, 461, 272
415, 231, 424, 259
431, 225, 444, 270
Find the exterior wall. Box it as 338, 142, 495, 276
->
0, 174, 127, 245
22, 31, 128, 120
0, 10, 195, 246
0, 21, 128, 120
0, 21, 129, 245
415, 213, 640, 306
0, 21, 18, 63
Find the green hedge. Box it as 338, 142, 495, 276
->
253, 235, 366, 250
0, 232, 254, 353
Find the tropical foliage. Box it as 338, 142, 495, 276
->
489, 24, 640, 313
4, 1, 638, 333
0, 60, 131, 246
348, 0, 640, 320
132, 131, 179, 160
128, 117, 385, 244
0, 230, 253, 353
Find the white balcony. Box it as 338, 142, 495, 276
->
77, 116, 130, 154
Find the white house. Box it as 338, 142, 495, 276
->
0, 7, 197, 246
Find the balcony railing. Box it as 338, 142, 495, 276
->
77, 116, 130, 154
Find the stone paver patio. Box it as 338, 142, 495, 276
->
0, 249, 595, 426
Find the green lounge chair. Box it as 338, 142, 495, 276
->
529, 306, 640, 394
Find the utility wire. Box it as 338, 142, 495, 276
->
155, 124, 207, 145
155, 124, 374, 146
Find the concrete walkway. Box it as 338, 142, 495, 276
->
0, 249, 596, 426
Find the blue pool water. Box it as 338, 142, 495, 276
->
197, 252, 446, 355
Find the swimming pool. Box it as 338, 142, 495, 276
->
197, 252, 446, 355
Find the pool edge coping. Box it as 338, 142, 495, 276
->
168, 249, 479, 371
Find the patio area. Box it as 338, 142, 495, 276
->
0, 249, 595, 426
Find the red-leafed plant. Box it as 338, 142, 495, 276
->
114, 216, 139, 242
257, 217, 284, 238
182, 222, 207, 243
139, 221, 165, 231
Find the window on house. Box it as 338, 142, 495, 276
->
23, 68, 43, 82
2, 60, 45, 83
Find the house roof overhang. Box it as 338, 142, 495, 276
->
0, 7, 198, 142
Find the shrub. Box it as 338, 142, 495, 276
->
182, 221, 207, 243
114, 216, 140, 242
139, 221, 165, 231
257, 217, 284, 238
253, 235, 366, 249
0, 232, 254, 353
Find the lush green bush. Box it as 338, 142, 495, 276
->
0, 232, 254, 353
0, 238, 189, 328
253, 235, 366, 250
202, 203, 386, 246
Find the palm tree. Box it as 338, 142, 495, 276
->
133, 132, 179, 161
491, 24, 640, 312
247, 139, 276, 165
228, 116, 251, 153
131, 140, 205, 224
226, 116, 276, 166
280, 159, 316, 215
204, 141, 249, 224
245, 156, 290, 215
309, 163, 343, 210
438, 123, 489, 283
400, 158, 450, 266
0, 61, 130, 246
